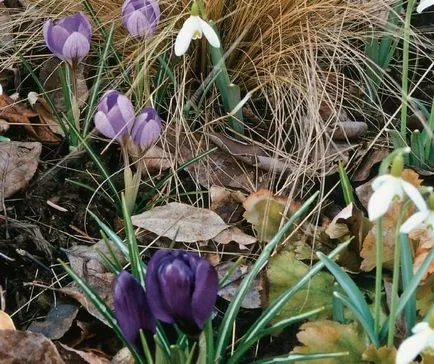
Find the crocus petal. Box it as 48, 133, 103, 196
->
131, 107, 161, 151
191, 259, 218, 329
396, 327, 432, 364
174, 16, 199, 56
159, 260, 195, 324
94, 111, 117, 139
401, 181, 427, 212
400, 211, 430, 233
368, 182, 396, 221
115, 93, 136, 134
62, 32, 90, 62
43, 21, 71, 60
198, 18, 220, 48
113, 271, 156, 350
417, 0, 434, 12
146, 251, 176, 324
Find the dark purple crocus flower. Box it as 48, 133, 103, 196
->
122, 0, 160, 38
94, 90, 136, 143
131, 107, 161, 151
43, 12, 92, 64
146, 250, 218, 336
113, 270, 156, 350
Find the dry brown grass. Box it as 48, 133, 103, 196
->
1, 0, 401, 198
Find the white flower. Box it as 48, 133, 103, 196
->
174, 15, 220, 56
417, 0, 434, 12
367, 174, 425, 221
400, 198, 434, 236
396, 322, 434, 364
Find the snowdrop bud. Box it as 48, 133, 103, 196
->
122, 0, 160, 38
417, 0, 434, 13
390, 154, 404, 177
43, 12, 92, 64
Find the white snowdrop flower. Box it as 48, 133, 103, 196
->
396, 321, 434, 364
174, 15, 220, 56
367, 154, 425, 221
417, 0, 434, 13
400, 192, 434, 236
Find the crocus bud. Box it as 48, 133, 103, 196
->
113, 270, 156, 350
146, 250, 218, 336
94, 90, 136, 143
43, 12, 92, 64
131, 107, 161, 151
122, 0, 160, 38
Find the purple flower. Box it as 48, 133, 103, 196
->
122, 0, 160, 38
145, 250, 218, 336
94, 90, 136, 143
131, 107, 161, 151
113, 270, 156, 350
43, 12, 92, 64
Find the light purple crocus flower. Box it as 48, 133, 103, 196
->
94, 90, 161, 151
94, 90, 136, 143
131, 107, 162, 151
113, 270, 156, 350
122, 0, 160, 38
43, 12, 92, 64
145, 250, 218, 336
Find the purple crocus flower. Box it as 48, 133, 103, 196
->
94, 90, 136, 143
43, 12, 92, 64
113, 270, 156, 350
131, 107, 162, 151
145, 250, 218, 336
122, 0, 160, 38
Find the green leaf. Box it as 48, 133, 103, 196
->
267, 251, 334, 322
400, 233, 416, 334
252, 352, 350, 364
292, 320, 368, 363
338, 162, 354, 205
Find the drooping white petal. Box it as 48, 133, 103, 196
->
417, 0, 434, 12
400, 211, 430, 233
368, 182, 396, 221
401, 180, 427, 212
396, 327, 432, 364
174, 16, 200, 56
412, 322, 430, 334
198, 18, 220, 48
426, 211, 434, 230
372, 174, 394, 191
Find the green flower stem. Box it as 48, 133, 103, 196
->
387, 204, 407, 345
400, 0, 417, 138
374, 217, 383, 335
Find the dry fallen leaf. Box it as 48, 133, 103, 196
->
213, 226, 257, 249
0, 310, 15, 330
243, 189, 300, 243
0, 141, 41, 204
0, 330, 64, 363
132, 202, 230, 243
210, 185, 245, 223
362, 344, 396, 364
27, 303, 79, 340
57, 344, 110, 364
28, 92, 64, 137
216, 261, 262, 309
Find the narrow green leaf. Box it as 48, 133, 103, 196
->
252, 352, 349, 364
400, 233, 416, 335
214, 192, 320, 361
338, 161, 354, 205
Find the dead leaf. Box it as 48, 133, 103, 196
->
28, 92, 64, 137
137, 145, 172, 173
39, 58, 88, 112
217, 261, 262, 309
210, 185, 245, 223
243, 189, 300, 243
329, 121, 368, 141
57, 344, 110, 364
28, 303, 79, 340
353, 148, 389, 182
213, 226, 257, 249
325, 203, 370, 272
111, 348, 134, 364
0, 330, 64, 363
292, 320, 368, 363
132, 202, 230, 243
362, 344, 396, 364
0, 141, 41, 204
0, 310, 15, 330
410, 228, 434, 283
